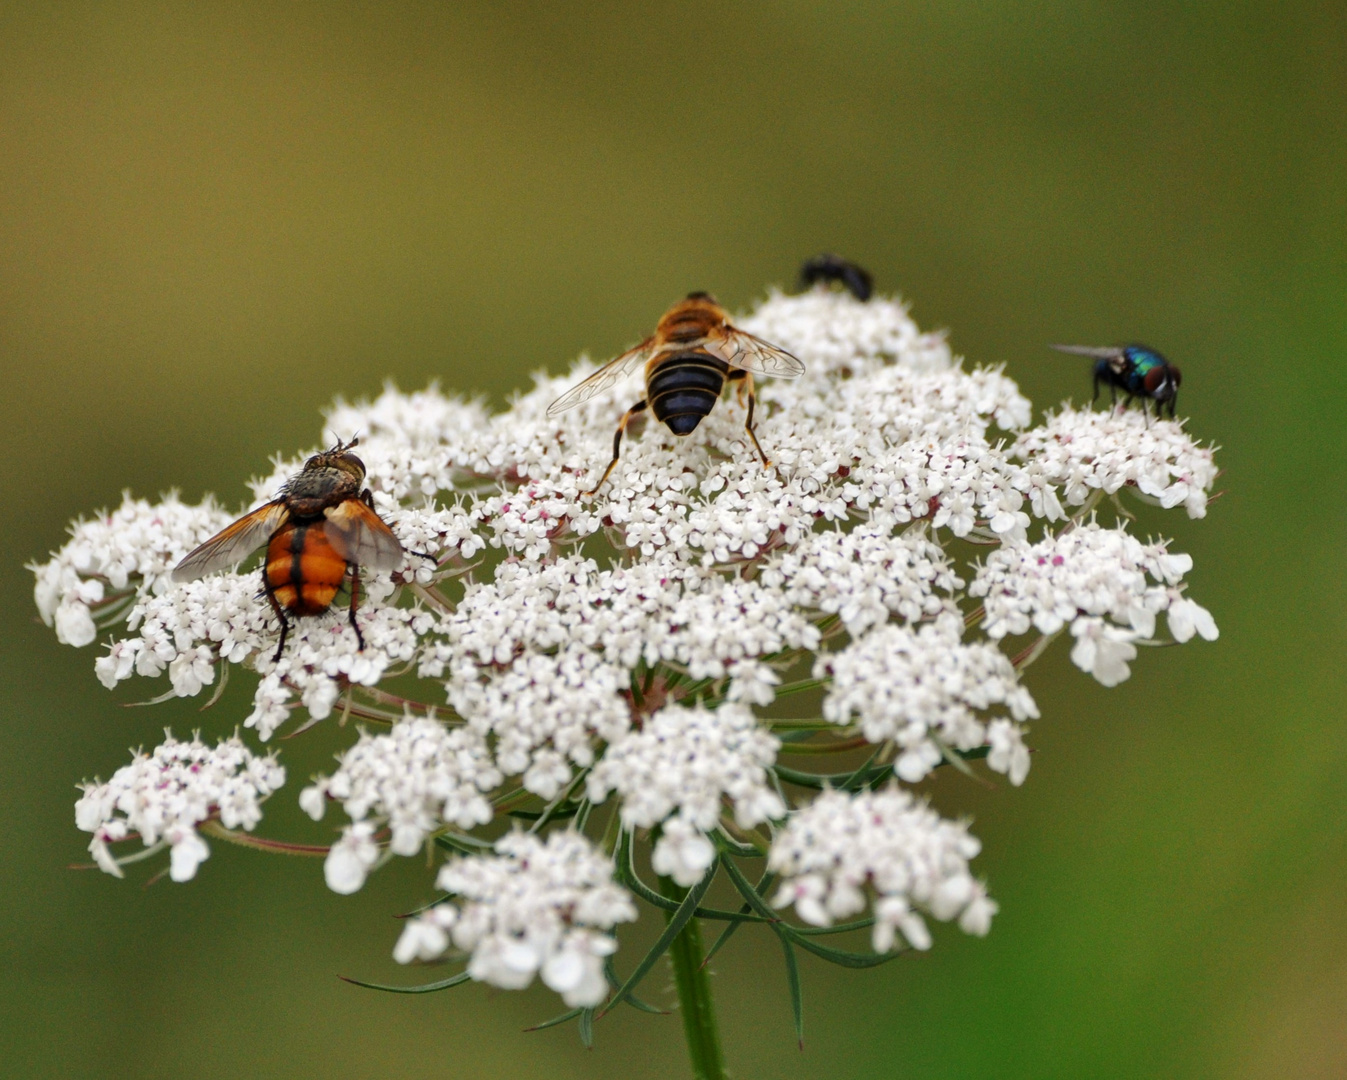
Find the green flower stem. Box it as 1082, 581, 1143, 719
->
659, 875, 727, 1080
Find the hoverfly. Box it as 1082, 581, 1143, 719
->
800, 253, 873, 302
547, 292, 805, 495
1050, 343, 1183, 419
172, 437, 405, 662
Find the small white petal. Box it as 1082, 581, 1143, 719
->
168, 831, 210, 882
392, 918, 449, 964
298, 785, 327, 821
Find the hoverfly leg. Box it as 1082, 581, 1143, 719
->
730, 371, 770, 469
348, 565, 366, 652
582, 400, 647, 497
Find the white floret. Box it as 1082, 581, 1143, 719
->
770, 786, 996, 952
589, 703, 784, 885
31, 493, 232, 645
392, 831, 636, 1007
75, 731, 285, 882
448, 646, 630, 798
1012, 406, 1218, 519
970, 523, 1216, 684
304, 717, 502, 893
762, 524, 961, 635
818, 614, 1038, 784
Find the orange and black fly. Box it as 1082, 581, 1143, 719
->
172, 438, 404, 661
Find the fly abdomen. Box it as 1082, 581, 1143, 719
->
265, 521, 346, 617
647, 351, 729, 436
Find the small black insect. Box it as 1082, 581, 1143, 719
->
800, 254, 873, 302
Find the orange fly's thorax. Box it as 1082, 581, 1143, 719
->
265, 520, 349, 617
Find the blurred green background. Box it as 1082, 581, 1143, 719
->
3, 3, 1344, 1077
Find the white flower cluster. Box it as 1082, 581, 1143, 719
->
301, 717, 503, 894
769, 786, 996, 952
1012, 406, 1218, 519
34, 291, 1216, 751
32, 493, 230, 647
425, 555, 819, 798
741, 288, 958, 378
589, 703, 785, 885
762, 524, 960, 635
41, 283, 1221, 1007
971, 523, 1218, 685
818, 613, 1037, 784
75, 732, 284, 882
393, 831, 637, 1007
449, 647, 629, 799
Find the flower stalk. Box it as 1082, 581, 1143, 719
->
660, 875, 727, 1080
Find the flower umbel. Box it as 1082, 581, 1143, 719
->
395, 831, 637, 1007
75, 731, 285, 882
39, 284, 1219, 1052
770, 785, 997, 952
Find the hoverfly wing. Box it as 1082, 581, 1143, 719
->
1050, 343, 1130, 374
172, 501, 289, 582
715, 327, 806, 379
322, 498, 405, 571
546, 338, 656, 417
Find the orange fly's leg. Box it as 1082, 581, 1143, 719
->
263, 572, 291, 664
348, 565, 366, 652
583, 399, 647, 497
730, 371, 770, 469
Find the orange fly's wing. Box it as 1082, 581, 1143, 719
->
172, 501, 290, 582
545, 338, 657, 416
712, 327, 806, 379
322, 498, 404, 571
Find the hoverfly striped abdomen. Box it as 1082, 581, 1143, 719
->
647, 351, 731, 436
546, 292, 805, 495
265, 520, 348, 618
